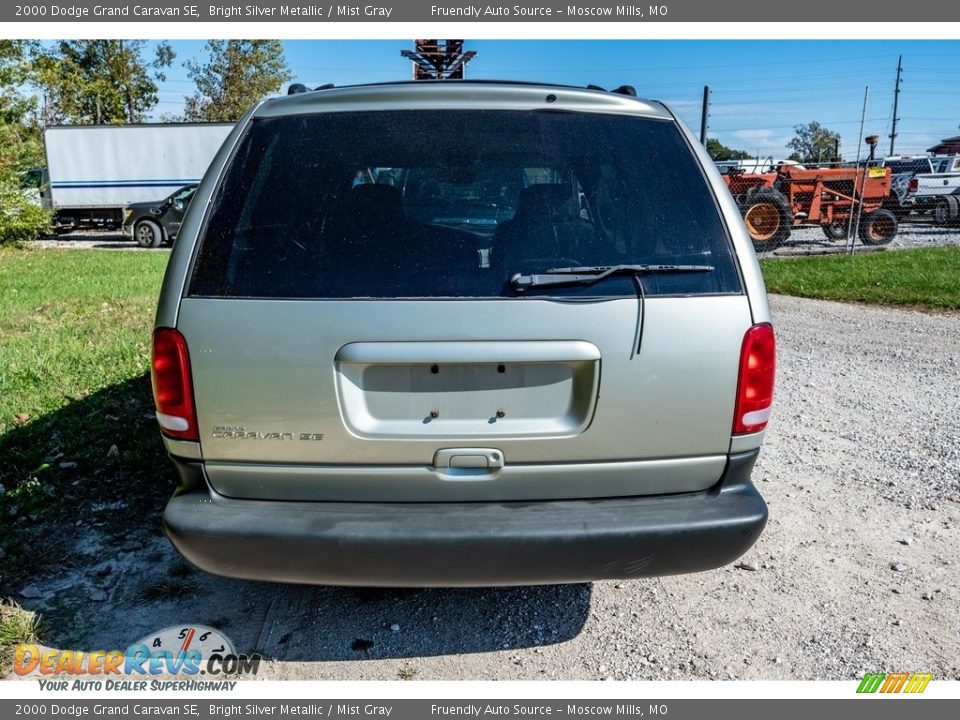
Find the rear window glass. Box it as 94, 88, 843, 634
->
189, 110, 742, 299
884, 159, 932, 175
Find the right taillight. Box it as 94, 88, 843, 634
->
908, 178, 918, 193
733, 323, 776, 434
151, 328, 198, 441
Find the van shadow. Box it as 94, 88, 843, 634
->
1, 374, 590, 663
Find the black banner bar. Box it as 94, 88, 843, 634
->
3, 0, 958, 23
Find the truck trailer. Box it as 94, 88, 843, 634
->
36, 123, 233, 231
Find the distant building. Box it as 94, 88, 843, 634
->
927, 135, 960, 155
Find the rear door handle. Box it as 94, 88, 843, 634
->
433, 448, 504, 469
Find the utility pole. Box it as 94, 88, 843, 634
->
700, 85, 710, 146
889, 55, 902, 156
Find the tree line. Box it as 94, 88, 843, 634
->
708, 122, 843, 165
0, 39, 291, 244
0, 39, 846, 243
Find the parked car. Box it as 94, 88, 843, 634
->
122, 184, 198, 247
903, 156, 960, 215
154, 81, 775, 587
879, 156, 938, 216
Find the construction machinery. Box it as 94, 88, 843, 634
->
720, 164, 897, 251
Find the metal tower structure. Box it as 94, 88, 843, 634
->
401, 40, 476, 80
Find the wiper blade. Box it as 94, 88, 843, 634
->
510, 264, 714, 292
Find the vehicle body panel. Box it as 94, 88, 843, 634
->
43, 124, 232, 210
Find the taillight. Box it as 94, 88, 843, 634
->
733, 323, 776, 434
151, 328, 198, 441
908, 178, 918, 193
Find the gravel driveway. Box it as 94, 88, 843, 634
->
10, 295, 960, 682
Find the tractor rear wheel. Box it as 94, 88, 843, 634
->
858, 209, 898, 246
741, 188, 791, 253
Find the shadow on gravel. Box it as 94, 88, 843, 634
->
3, 377, 590, 663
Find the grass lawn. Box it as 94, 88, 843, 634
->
760, 246, 960, 311
0, 601, 42, 676
0, 247, 173, 609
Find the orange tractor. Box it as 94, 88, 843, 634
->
720, 165, 897, 252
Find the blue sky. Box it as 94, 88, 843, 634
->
152, 40, 960, 158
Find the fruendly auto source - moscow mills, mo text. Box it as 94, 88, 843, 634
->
429, 5, 660, 17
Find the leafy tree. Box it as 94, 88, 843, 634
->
0, 41, 44, 172
1, 41, 37, 125
33, 40, 174, 125
0, 41, 49, 244
706, 138, 752, 161
788, 122, 841, 164
183, 40, 292, 122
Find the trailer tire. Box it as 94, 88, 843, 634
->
135, 219, 164, 249
822, 220, 849, 240
858, 209, 898, 246
741, 188, 791, 253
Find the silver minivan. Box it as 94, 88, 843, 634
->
153, 82, 775, 586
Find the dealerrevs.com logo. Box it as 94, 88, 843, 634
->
856, 672, 933, 694
14, 625, 260, 691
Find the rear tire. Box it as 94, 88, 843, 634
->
740, 188, 791, 253
135, 219, 164, 249
934, 196, 960, 226
858, 209, 898, 246
821, 220, 849, 240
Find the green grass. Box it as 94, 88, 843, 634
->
760, 246, 960, 310
0, 247, 174, 592
1, 600, 44, 676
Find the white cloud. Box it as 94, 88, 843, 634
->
730, 128, 792, 151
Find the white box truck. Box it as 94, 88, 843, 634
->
36, 123, 233, 231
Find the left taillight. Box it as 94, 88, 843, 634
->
151, 328, 198, 441
733, 323, 776, 435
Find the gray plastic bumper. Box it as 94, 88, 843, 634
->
163, 450, 767, 587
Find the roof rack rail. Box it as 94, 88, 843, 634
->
585, 84, 637, 97
288, 83, 335, 95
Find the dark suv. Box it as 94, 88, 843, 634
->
123, 184, 198, 247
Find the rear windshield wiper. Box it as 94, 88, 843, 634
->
510, 264, 715, 292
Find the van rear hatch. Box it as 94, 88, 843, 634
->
176, 104, 752, 502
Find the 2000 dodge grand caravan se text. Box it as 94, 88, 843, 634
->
153, 81, 775, 586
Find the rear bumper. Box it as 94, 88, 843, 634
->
163, 450, 767, 587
